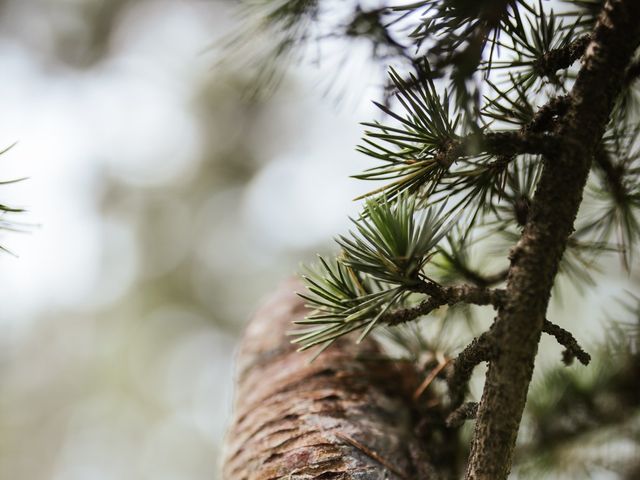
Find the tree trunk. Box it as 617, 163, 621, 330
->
465, 1, 640, 479
223, 279, 446, 480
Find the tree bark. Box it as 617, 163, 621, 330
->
223, 279, 438, 480
465, 1, 640, 479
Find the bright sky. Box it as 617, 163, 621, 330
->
0, 0, 377, 337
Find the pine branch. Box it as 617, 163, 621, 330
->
228, 0, 640, 477
0, 144, 27, 254
446, 402, 479, 428
357, 62, 588, 218
466, 2, 640, 478
384, 284, 506, 327
435, 130, 558, 169
447, 331, 497, 410
533, 33, 591, 78
491, 2, 585, 90
357, 66, 562, 203
542, 319, 591, 366
394, 0, 518, 73
223, 279, 453, 480
293, 195, 469, 352
296, 251, 504, 353
527, 95, 570, 133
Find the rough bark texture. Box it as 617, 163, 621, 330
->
465, 2, 640, 479
223, 279, 432, 480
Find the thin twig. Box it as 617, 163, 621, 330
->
528, 95, 571, 133
534, 34, 591, 78
447, 331, 497, 409
383, 284, 505, 326
446, 402, 479, 428
436, 130, 560, 168
543, 319, 591, 366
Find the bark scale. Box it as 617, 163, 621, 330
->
223, 279, 439, 480
465, 2, 640, 479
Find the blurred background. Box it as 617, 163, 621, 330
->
0, 1, 637, 479
0, 1, 377, 478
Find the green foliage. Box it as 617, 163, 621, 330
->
295, 256, 406, 352
259, 0, 640, 356
338, 194, 453, 285
396, 0, 525, 92
482, 78, 535, 126
233, 0, 640, 476
494, 1, 581, 90
354, 66, 538, 216
355, 66, 460, 202
0, 143, 26, 254
294, 194, 455, 351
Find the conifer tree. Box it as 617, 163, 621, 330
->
223, 1, 640, 478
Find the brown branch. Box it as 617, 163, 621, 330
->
384, 283, 505, 326
543, 319, 591, 366
436, 130, 559, 168
465, 2, 640, 479
481, 131, 559, 157
534, 34, 592, 79
223, 279, 445, 480
527, 95, 571, 133
446, 402, 479, 428
435, 90, 573, 175
447, 331, 497, 410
